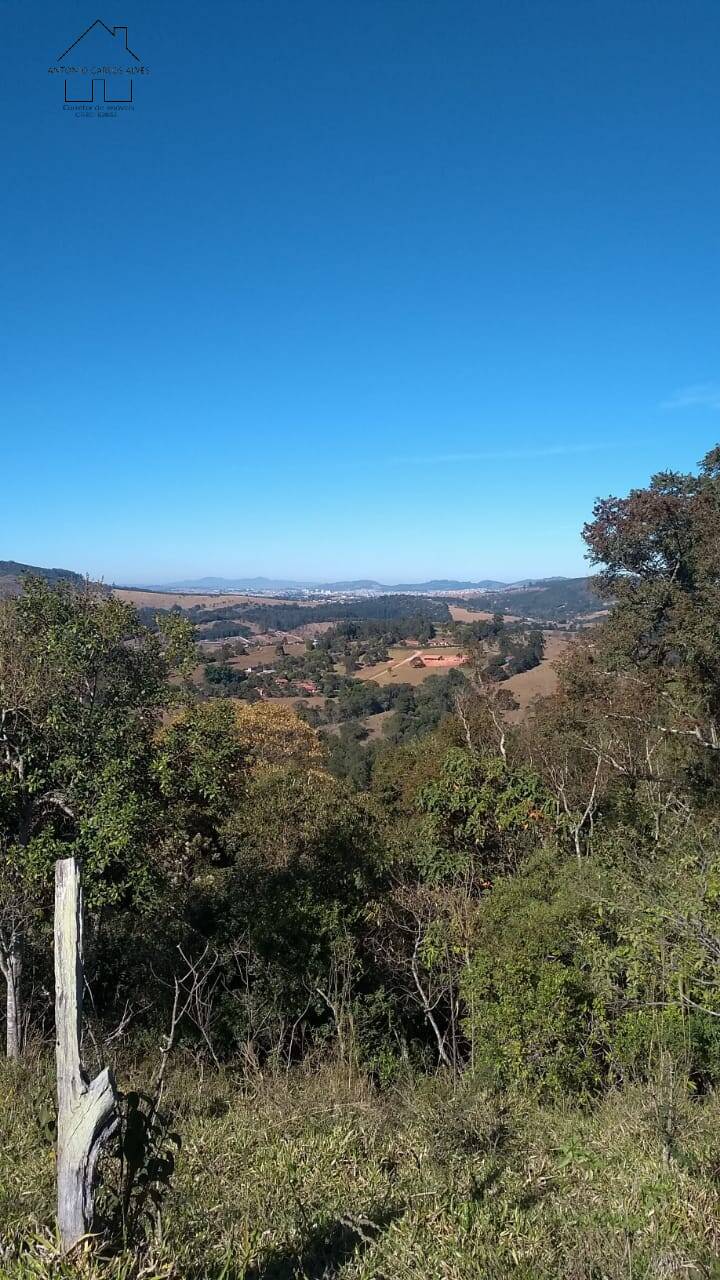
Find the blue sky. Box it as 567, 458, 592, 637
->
3, 0, 720, 584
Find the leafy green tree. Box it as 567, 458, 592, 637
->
154, 700, 249, 867
197, 767, 384, 1059
0, 578, 193, 1057
416, 747, 552, 884
583, 446, 720, 762
461, 850, 603, 1097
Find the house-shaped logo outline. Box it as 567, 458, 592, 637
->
57, 19, 140, 104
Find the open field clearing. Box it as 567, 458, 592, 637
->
288, 619, 338, 639
449, 605, 522, 623
322, 709, 393, 740
226, 642, 307, 668
362, 708, 394, 738
114, 588, 316, 609
503, 632, 573, 721
358, 647, 466, 686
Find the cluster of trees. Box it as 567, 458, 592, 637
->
481, 626, 545, 680
141, 596, 451, 642
317, 615, 436, 668
196, 620, 253, 640
240, 596, 450, 633
204, 661, 249, 692
453, 575, 602, 622
3, 450, 720, 1128
321, 670, 470, 787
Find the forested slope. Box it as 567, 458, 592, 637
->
0, 560, 85, 597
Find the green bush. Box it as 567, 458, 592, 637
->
466, 954, 603, 1097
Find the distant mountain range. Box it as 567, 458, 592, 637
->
138, 575, 537, 593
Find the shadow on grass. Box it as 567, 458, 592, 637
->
246, 1204, 402, 1280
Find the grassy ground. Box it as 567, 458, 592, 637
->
2, 1058, 720, 1279
113, 593, 317, 611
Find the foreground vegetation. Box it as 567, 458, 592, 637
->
4, 447, 720, 1275
3, 1057, 720, 1279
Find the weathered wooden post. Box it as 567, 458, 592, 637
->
55, 856, 118, 1251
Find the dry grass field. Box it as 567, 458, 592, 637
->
363, 708, 394, 738
322, 708, 393, 739
115, 589, 255, 609
357, 647, 466, 687
6, 1057, 720, 1280
503, 631, 572, 721
225, 642, 307, 668
449, 604, 523, 623
114, 588, 316, 609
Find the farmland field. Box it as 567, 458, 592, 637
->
448, 604, 522, 623
358, 646, 466, 686
226, 642, 307, 668
113, 588, 316, 609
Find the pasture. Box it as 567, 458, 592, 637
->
503, 632, 572, 720
357, 647, 466, 687
449, 604, 524, 623
226, 642, 308, 668
113, 589, 316, 610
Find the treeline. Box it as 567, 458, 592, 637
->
0, 560, 86, 600
139, 595, 450, 636
240, 595, 450, 633
195, 620, 253, 640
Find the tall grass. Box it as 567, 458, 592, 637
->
2, 1055, 720, 1278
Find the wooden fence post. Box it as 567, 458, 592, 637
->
55, 856, 118, 1251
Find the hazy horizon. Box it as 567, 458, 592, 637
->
119, 570, 583, 589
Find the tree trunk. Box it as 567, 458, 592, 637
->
5, 934, 22, 1059
55, 857, 118, 1252
5, 942, 22, 1059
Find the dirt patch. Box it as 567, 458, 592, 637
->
290, 620, 337, 639
363, 709, 394, 739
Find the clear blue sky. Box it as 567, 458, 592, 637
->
4, 0, 720, 584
